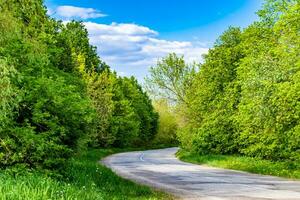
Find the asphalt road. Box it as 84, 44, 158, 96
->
101, 147, 300, 200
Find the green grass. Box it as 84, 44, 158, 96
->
177, 150, 300, 180
0, 148, 173, 200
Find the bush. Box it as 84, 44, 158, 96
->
1, 67, 95, 171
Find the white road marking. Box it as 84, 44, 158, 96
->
139, 153, 145, 161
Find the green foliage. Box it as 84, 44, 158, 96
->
145, 53, 197, 104
176, 0, 300, 162
86, 70, 115, 147
180, 27, 243, 154
235, 1, 300, 161
0, 59, 20, 131
0, 0, 158, 172
52, 21, 101, 73
120, 77, 158, 143
0, 2, 96, 170
84, 69, 158, 148
152, 99, 178, 145
1, 67, 96, 171
109, 76, 158, 147
109, 77, 140, 147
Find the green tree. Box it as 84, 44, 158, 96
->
145, 53, 197, 104
180, 27, 243, 154
0, 0, 96, 170
86, 69, 115, 147
153, 99, 178, 145
236, 0, 300, 160
122, 77, 158, 144
177, 0, 300, 162
107, 76, 158, 147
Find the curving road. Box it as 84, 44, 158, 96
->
101, 147, 300, 200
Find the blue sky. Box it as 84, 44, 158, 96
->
45, 0, 263, 81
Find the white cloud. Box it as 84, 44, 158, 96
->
83, 22, 209, 80
56, 6, 106, 19
85, 22, 157, 36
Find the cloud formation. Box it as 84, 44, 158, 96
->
84, 22, 209, 80
55, 6, 107, 19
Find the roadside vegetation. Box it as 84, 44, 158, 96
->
146, 0, 300, 178
0, 148, 172, 200
177, 150, 300, 180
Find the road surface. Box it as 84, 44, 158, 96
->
101, 147, 300, 200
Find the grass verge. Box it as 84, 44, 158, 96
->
0, 148, 173, 200
177, 149, 300, 180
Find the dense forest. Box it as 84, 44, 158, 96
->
0, 0, 158, 173
147, 0, 300, 162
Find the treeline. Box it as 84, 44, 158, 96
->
147, 0, 300, 161
0, 0, 157, 172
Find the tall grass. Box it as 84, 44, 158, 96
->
0, 149, 172, 200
